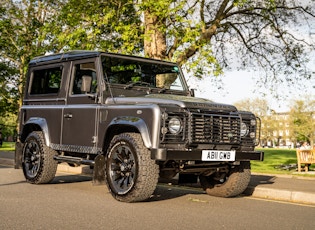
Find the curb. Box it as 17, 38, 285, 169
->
244, 186, 315, 205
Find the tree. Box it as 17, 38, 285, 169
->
234, 98, 269, 116
289, 97, 315, 147
47, 0, 315, 82
0, 0, 143, 111
0, 60, 18, 115
0, 60, 19, 137
138, 0, 315, 83
46, 0, 142, 53
0, 0, 58, 108
234, 98, 275, 147
1, 0, 315, 118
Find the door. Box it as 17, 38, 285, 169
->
62, 58, 99, 152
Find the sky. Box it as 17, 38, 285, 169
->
186, 68, 315, 113
184, 0, 315, 113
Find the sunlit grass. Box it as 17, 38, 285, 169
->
0, 142, 15, 151
252, 148, 315, 176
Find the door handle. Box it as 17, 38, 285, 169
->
64, 114, 73, 119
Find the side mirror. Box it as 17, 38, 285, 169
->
81, 75, 92, 93
190, 88, 195, 97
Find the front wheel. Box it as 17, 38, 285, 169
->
199, 161, 251, 197
105, 133, 159, 202
22, 131, 58, 184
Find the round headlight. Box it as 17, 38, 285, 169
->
168, 117, 182, 134
250, 119, 256, 126
240, 122, 249, 137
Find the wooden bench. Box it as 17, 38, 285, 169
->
296, 149, 315, 172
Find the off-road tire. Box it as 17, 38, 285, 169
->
105, 133, 159, 202
199, 161, 251, 197
22, 131, 58, 184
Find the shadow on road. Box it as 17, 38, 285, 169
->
249, 175, 275, 186
244, 174, 276, 196
145, 177, 205, 202
149, 183, 204, 202
50, 174, 276, 201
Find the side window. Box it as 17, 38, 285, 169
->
30, 67, 62, 95
71, 62, 97, 95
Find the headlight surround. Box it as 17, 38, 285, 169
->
168, 117, 182, 134
240, 122, 249, 137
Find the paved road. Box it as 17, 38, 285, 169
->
2, 150, 315, 205
1, 165, 315, 230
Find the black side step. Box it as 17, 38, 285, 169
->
53, 155, 95, 166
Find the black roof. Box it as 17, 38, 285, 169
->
29, 50, 178, 66
29, 50, 102, 66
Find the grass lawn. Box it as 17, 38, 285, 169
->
251, 148, 315, 177
0, 142, 15, 151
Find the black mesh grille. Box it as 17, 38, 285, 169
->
160, 111, 241, 145
190, 113, 241, 144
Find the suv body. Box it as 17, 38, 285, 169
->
15, 51, 263, 202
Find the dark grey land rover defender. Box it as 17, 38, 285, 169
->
15, 50, 263, 202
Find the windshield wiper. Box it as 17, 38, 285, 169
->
124, 81, 151, 89
158, 87, 167, 93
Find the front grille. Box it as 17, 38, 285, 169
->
160, 110, 241, 145
190, 112, 241, 144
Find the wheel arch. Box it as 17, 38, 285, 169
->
20, 118, 50, 146
103, 116, 152, 154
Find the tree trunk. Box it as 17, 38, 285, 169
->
144, 10, 167, 60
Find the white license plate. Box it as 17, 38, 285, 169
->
202, 150, 236, 161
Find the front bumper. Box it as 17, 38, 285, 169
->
151, 149, 264, 161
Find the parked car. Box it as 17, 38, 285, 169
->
15, 51, 263, 202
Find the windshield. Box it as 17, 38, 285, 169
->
101, 55, 187, 92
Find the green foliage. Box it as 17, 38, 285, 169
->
0, 61, 19, 115
181, 45, 223, 79
0, 112, 17, 140
47, 0, 142, 53
0, 0, 59, 111
289, 97, 315, 145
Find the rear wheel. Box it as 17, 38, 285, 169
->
199, 161, 251, 197
22, 131, 58, 184
105, 133, 159, 202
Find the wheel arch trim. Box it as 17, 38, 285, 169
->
22, 117, 51, 146
107, 116, 152, 148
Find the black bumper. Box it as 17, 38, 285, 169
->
151, 149, 264, 161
